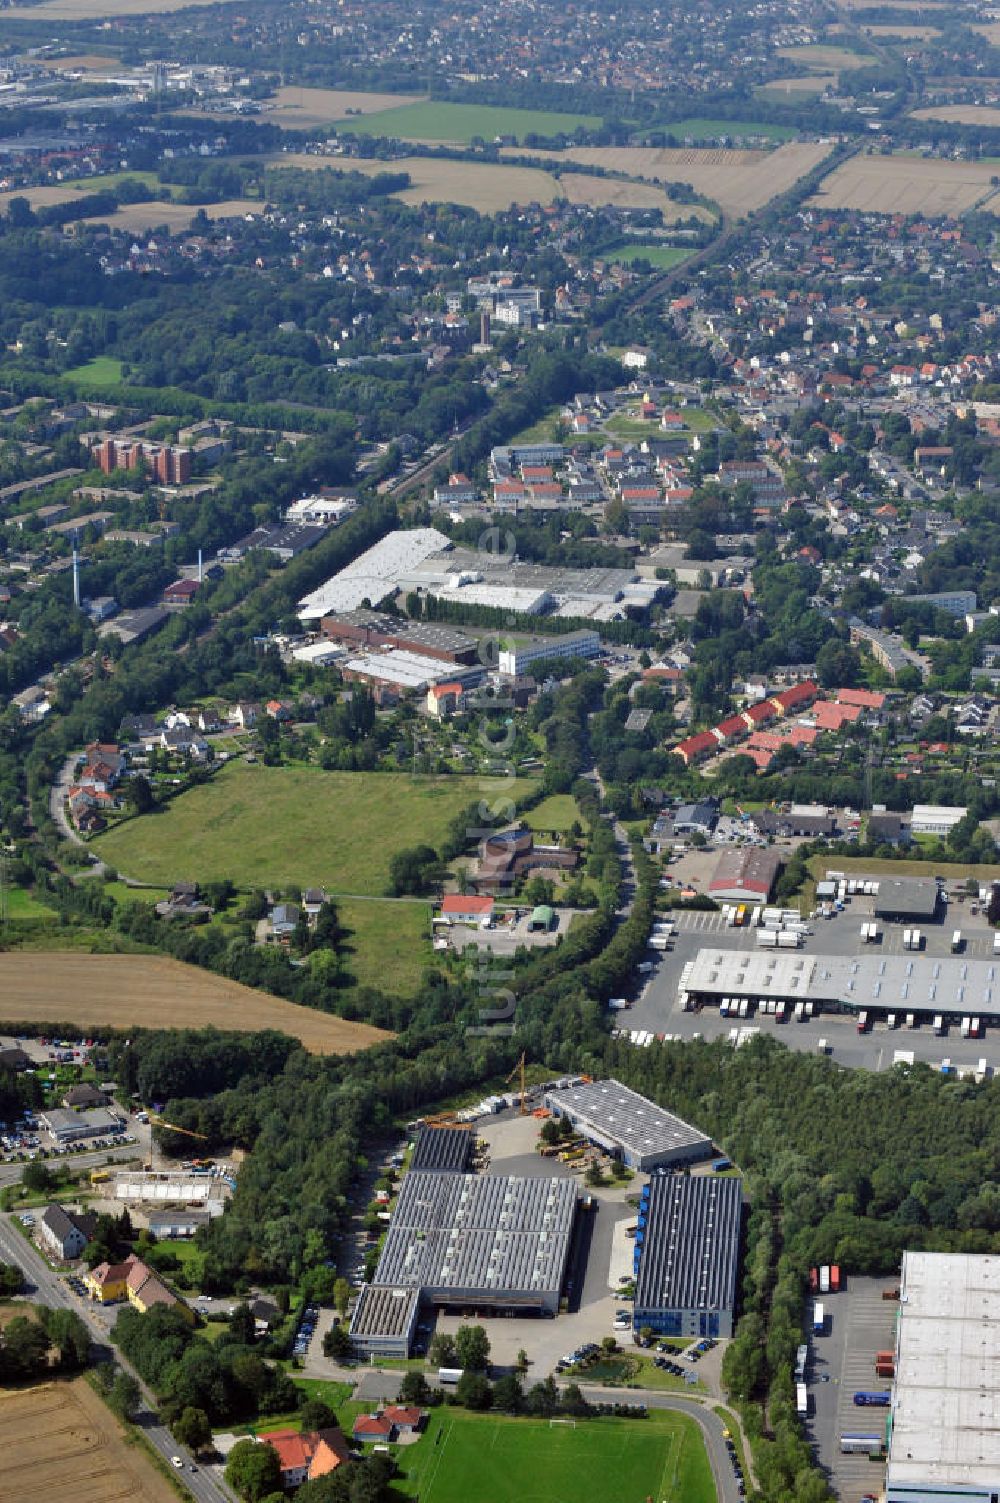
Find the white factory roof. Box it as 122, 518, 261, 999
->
431, 584, 552, 613
684, 947, 1000, 1020
888, 1251, 1000, 1491
291, 640, 345, 665
342, 649, 464, 690
297, 528, 451, 619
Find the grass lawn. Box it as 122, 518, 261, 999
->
394, 1408, 714, 1503
521, 794, 579, 835
333, 100, 601, 144
658, 115, 796, 141
806, 854, 1000, 883
93, 762, 538, 894
505, 405, 564, 447
64, 356, 124, 389
78, 878, 170, 907
603, 242, 692, 270
338, 897, 430, 994
65, 169, 177, 196
160, 1239, 205, 1289
5, 886, 58, 920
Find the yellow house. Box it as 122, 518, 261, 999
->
84, 1253, 194, 1323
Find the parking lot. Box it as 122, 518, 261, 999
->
625, 900, 1000, 1076
443, 909, 573, 955
804, 1276, 896, 1502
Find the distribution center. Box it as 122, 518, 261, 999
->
633, 1173, 743, 1339
544, 1078, 713, 1171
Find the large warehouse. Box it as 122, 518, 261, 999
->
369, 1171, 576, 1315
683, 947, 1000, 1027
409, 1124, 475, 1175
872, 876, 940, 922
887, 1250, 1000, 1503
708, 848, 782, 905
544, 1078, 713, 1171
633, 1174, 742, 1340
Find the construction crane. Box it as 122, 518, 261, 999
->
505, 1052, 528, 1115
149, 1116, 208, 1141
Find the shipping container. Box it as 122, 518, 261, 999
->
933, 1014, 945, 1036
830, 1265, 841, 1293
875, 1350, 894, 1364
819, 1266, 831, 1295
757, 929, 778, 948
857, 1011, 869, 1033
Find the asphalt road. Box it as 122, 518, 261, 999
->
0, 1143, 143, 1190
0, 1213, 235, 1503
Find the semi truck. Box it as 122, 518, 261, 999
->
796, 1382, 808, 1417
819, 1265, 831, 1295
757, 929, 778, 949
853, 1392, 890, 1407
840, 1435, 884, 1456
813, 1303, 825, 1334
777, 931, 800, 949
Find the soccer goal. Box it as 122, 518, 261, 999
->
549, 1417, 577, 1429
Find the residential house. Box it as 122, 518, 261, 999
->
62, 1083, 106, 1109
228, 702, 260, 730
259, 1428, 351, 1488
39, 1204, 97, 1261
163, 578, 200, 607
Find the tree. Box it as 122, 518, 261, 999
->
225, 1438, 282, 1502
398, 1371, 431, 1405
126, 774, 155, 815
22, 1160, 53, 1193
492, 1373, 522, 1413
228, 1302, 256, 1346
1, 1315, 49, 1377
173, 1404, 212, 1452
322, 1323, 352, 1361
39, 1307, 90, 1369
428, 1332, 457, 1368
454, 1324, 490, 1372
109, 1371, 141, 1421
333, 1278, 351, 1318
299, 1397, 337, 1432
454, 1371, 493, 1410
0, 1261, 23, 1295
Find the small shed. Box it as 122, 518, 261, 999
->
528, 904, 556, 932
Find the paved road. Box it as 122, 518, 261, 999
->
0, 1143, 143, 1190
0, 1213, 235, 1503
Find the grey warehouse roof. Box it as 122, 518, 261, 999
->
635, 1175, 742, 1315
410, 1124, 475, 1175
888, 1251, 1000, 1491
685, 947, 1000, 1020
349, 1283, 421, 1340
545, 1078, 711, 1160
373, 1172, 576, 1297
872, 876, 939, 919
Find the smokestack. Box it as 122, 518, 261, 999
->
72, 542, 80, 609
198, 548, 203, 584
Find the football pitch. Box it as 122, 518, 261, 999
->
396, 1410, 716, 1503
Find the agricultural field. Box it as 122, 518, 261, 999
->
776, 43, 875, 72
810, 152, 1000, 215
93, 762, 537, 893
267, 152, 704, 219
394, 1409, 715, 1503
757, 74, 838, 98
329, 99, 602, 145
913, 103, 1000, 127
338, 897, 430, 996
974, 22, 1000, 44
0, 185, 258, 234
602, 242, 692, 269
656, 116, 797, 141
44, 53, 120, 70
504, 141, 833, 217
863, 23, 939, 37
0, 952, 392, 1054
0, 1376, 179, 1503
260, 86, 426, 130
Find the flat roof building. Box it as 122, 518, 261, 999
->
872, 876, 940, 921
634, 1174, 742, 1340
349, 1284, 421, 1360
910, 803, 968, 837
497, 630, 601, 678
544, 1078, 712, 1171
887, 1250, 1000, 1503
40, 1106, 124, 1143
409, 1124, 475, 1175
371, 1171, 576, 1316
684, 947, 1000, 1026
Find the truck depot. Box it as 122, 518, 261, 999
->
682, 948, 1000, 1032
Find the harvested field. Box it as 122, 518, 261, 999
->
863, 23, 939, 38
810, 152, 1000, 215
776, 43, 875, 71
44, 53, 120, 70
0, 185, 259, 233
266, 152, 703, 217
913, 103, 1000, 126
2, 0, 239, 15
758, 74, 837, 97
974, 23, 1000, 45
0, 953, 392, 1055
0, 1377, 178, 1503
260, 86, 425, 130
836, 0, 950, 9
503, 141, 832, 217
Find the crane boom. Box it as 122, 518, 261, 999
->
150, 1116, 208, 1140
505, 1051, 528, 1115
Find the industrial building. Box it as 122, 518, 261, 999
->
872, 876, 940, 921
910, 803, 967, 837
886, 1250, 1000, 1503
370, 1171, 576, 1315
349, 1284, 421, 1360
633, 1174, 742, 1339
409, 1124, 475, 1175
543, 1079, 713, 1171
297, 528, 451, 620
683, 947, 1000, 1026
497, 630, 602, 677
709, 848, 782, 905
40, 1106, 124, 1144
318, 611, 480, 665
